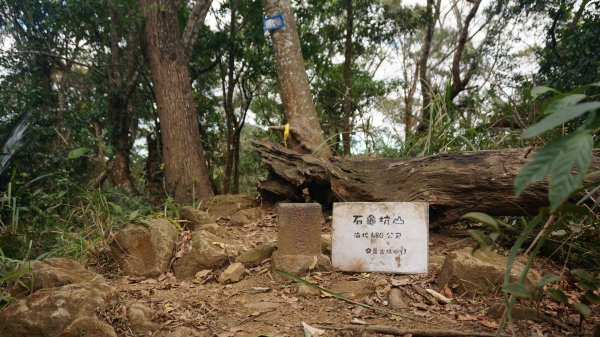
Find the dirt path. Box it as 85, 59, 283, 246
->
96, 209, 597, 337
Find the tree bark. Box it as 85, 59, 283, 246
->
141, 0, 214, 203
252, 141, 600, 227
181, 0, 212, 59
417, 0, 436, 134
261, 0, 331, 157
341, 0, 353, 155
450, 0, 482, 100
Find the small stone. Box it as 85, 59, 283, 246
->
126, 302, 158, 336
179, 207, 214, 230
297, 284, 320, 297
388, 288, 407, 309
204, 194, 256, 218
140, 290, 150, 297
331, 280, 375, 299
173, 230, 242, 279
218, 262, 246, 284
235, 242, 277, 265
230, 207, 262, 226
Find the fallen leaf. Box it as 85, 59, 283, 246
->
457, 314, 478, 321
412, 302, 429, 310
195, 270, 211, 279
351, 318, 367, 325
164, 303, 175, 313
302, 322, 325, 336
479, 319, 499, 329
442, 285, 453, 299
425, 288, 452, 304
212, 241, 226, 249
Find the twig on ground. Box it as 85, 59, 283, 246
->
313, 323, 508, 337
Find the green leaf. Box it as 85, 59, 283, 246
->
546, 288, 569, 304
576, 280, 597, 291
543, 94, 587, 115
573, 303, 592, 318
503, 282, 532, 298
584, 292, 600, 304
128, 210, 140, 221
514, 137, 569, 196
67, 147, 90, 159
467, 229, 494, 251
108, 202, 123, 215
548, 132, 593, 209
571, 268, 595, 282
536, 274, 561, 288
531, 86, 560, 99
522, 102, 600, 138
462, 212, 498, 231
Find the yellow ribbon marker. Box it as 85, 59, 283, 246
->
283, 123, 290, 148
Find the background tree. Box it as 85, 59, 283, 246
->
140, 0, 213, 203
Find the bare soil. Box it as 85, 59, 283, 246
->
92, 207, 599, 337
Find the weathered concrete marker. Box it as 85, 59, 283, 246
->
332, 202, 429, 274
273, 203, 330, 276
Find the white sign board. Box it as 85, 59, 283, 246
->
332, 202, 428, 274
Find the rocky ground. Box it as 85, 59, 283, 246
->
1, 194, 598, 337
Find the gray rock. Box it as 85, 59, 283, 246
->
437, 247, 541, 296
126, 302, 158, 336
388, 288, 407, 309
297, 284, 321, 297
173, 230, 242, 279
218, 262, 246, 284
0, 282, 117, 337
8, 258, 113, 298
180, 207, 214, 230
229, 207, 262, 226
110, 218, 179, 277
203, 194, 256, 218
235, 242, 276, 265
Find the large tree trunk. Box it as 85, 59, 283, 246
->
261, 0, 331, 157
253, 141, 600, 227
141, 0, 214, 203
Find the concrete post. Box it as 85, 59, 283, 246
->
272, 203, 331, 278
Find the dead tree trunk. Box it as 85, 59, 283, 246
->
253, 141, 600, 227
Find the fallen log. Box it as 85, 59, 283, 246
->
252, 141, 600, 227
